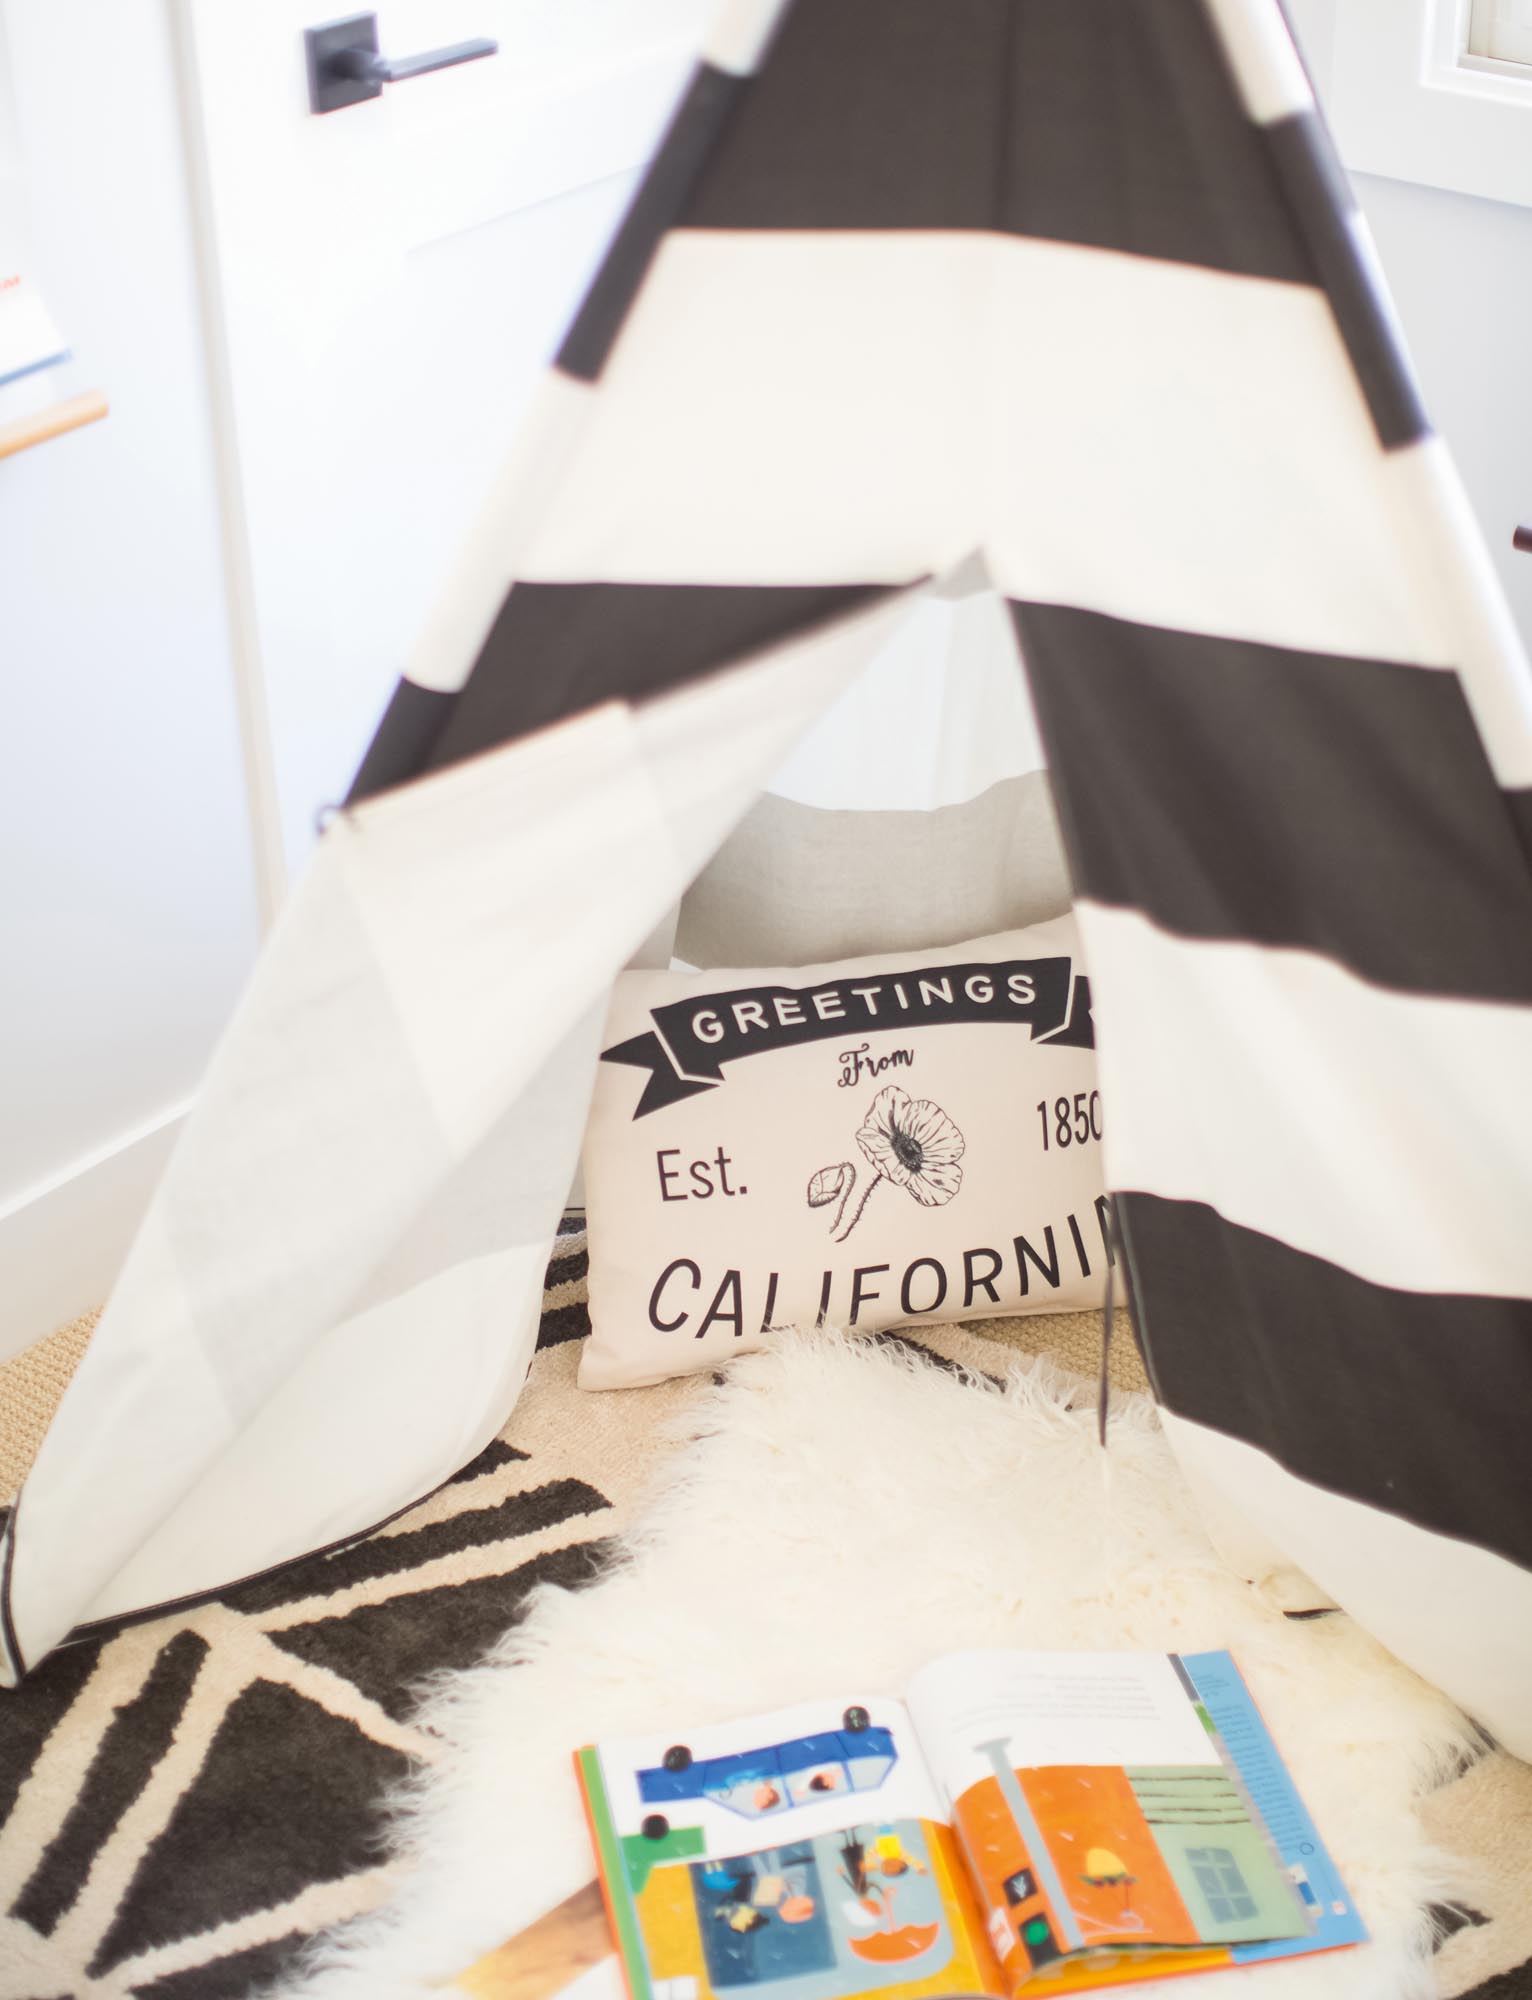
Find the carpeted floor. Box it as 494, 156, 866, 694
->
0, 1232, 1527, 2000
0, 1311, 98, 1505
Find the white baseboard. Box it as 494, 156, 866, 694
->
0, 1104, 188, 1363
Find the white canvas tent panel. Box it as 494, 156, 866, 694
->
4, 593, 915, 1644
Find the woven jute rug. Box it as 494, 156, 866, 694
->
0, 1232, 1527, 2000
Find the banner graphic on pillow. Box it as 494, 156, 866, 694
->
579, 917, 1110, 1391
602, 950, 1091, 1115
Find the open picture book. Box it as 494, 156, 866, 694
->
577, 1649, 1365, 1999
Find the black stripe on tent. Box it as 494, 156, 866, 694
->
681, 0, 1312, 287
556, 63, 749, 383
0, 1513, 22, 1682
1262, 112, 1428, 450
345, 678, 455, 806
1505, 786, 1532, 874
1009, 601, 1532, 1005
1117, 1193, 1532, 1573
424, 581, 894, 773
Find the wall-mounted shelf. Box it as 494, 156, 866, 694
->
0, 387, 108, 462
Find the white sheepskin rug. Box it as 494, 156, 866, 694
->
279, 1333, 1479, 2000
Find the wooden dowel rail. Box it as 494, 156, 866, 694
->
0, 388, 109, 463
455, 1881, 612, 2000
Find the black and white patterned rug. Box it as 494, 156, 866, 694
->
0, 1232, 1527, 2000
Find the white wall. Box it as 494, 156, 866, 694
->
0, 0, 261, 1354
1350, 173, 1532, 647
1289, 0, 1532, 648
0, 0, 698, 1360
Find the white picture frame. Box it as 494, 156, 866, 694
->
1330, 0, 1532, 209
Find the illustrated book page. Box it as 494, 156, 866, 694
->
905, 1648, 1366, 1992
579, 1654, 1366, 2000
577, 1695, 1002, 2000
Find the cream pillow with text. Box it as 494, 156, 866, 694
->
579, 917, 1109, 1389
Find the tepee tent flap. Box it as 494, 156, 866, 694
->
5, 0, 1532, 1761
1, 584, 921, 1673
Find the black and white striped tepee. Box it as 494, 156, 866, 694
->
6, 0, 1531, 1752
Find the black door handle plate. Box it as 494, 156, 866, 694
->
306, 13, 498, 115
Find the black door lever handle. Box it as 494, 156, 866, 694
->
306, 13, 498, 115
330, 37, 497, 86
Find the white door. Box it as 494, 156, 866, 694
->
178, 0, 713, 910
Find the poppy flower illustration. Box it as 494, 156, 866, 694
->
807, 1086, 965, 1242
858, 1087, 964, 1205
